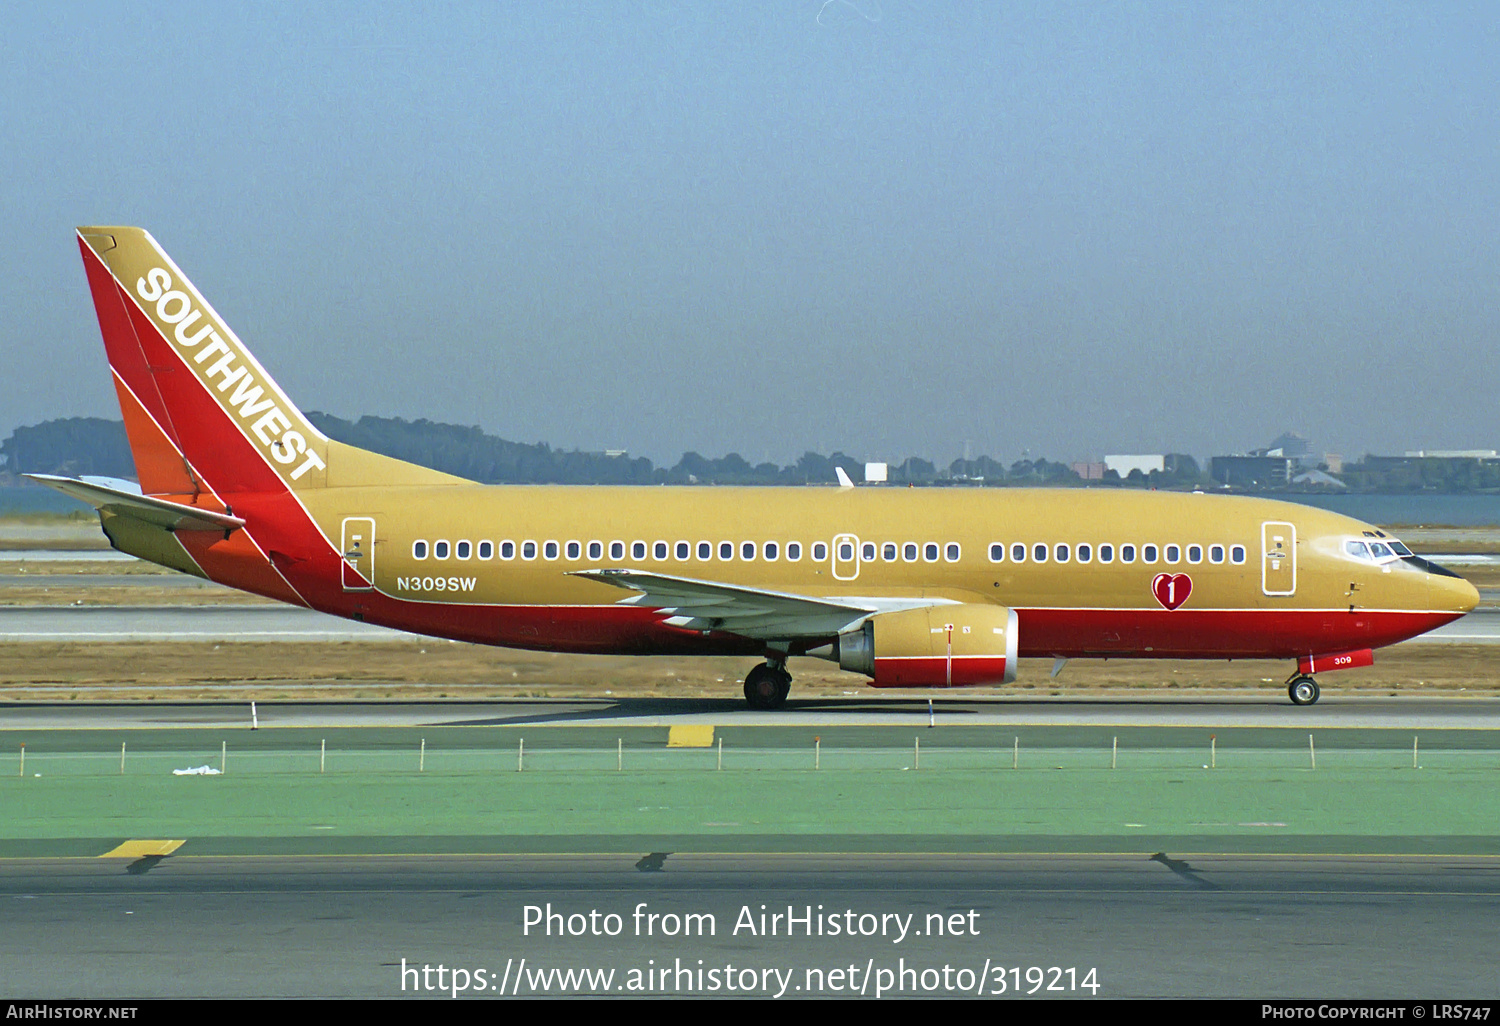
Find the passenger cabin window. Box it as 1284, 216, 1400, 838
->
413, 541, 428, 560
1187, 544, 1202, 564
1011, 543, 1025, 563
565, 541, 581, 560
434, 540, 450, 559
884, 543, 897, 561
1165, 544, 1180, 564
611, 541, 625, 560
1099, 544, 1113, 563
478, 541, 493, 560
904, 543, 919, 562
1121, 544, 1136, 563
1209, 545, 1224, 564
924, 543, 939, 562
1077, 543, 1092, 563
743, 541, 757, 560
1230, 545, 1246, 564
698, 542, 712, 560
1054, 543, 1069, 564
1142, 544, 1158, 563
654, 541, 668, 560
543, 541, 559, 560
812, 542, 828, 561
633, 541, 647, 560
862, 542, 876, 562
838, 542, 854, 561
676, 541, 690, 560
588, 541, 603, 560
521, 541, 536, 560
989, 543, 1004, 563
719, 541, 734, 560
764, 542, 779, 561
501, 541, 515, 560
786, 542, 802, 561
945, 543, 960, 562
1032, 544, 1048, 563
457, 540, 472, 559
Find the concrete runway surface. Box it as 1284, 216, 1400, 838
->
2, 852, 1496, 998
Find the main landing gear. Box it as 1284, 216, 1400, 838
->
1286, 672, 1321, 706
743, 661, 792, 710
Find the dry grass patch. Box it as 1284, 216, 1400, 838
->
0, 640, 1494, 702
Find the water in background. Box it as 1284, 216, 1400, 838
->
2, 484, 1498, 525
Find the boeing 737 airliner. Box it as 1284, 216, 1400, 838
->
36, 227, 1479, 708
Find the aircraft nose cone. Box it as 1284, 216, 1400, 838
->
1438, 573, 1481, 615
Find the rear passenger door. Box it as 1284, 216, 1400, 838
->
341, 517, 376, 591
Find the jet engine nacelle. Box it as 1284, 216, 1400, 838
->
822, 603, 1019, 687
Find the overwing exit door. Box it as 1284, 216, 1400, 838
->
832, 533, 860, 580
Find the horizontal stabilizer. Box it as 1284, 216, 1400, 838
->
24, 474, 245, 532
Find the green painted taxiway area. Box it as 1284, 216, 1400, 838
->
3, 725, 1499, 858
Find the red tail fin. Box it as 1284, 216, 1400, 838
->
76, 227, 465, 496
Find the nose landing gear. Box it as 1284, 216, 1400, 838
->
1286, 672, 1321, 706
743, 662, 792, 710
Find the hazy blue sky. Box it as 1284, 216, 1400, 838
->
4, 2, 1497, 466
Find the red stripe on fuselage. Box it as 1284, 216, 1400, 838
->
1015, 607, 1458, 659
270, 587, 1460, 661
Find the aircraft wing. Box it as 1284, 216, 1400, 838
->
568, 568, 944, 640
24, 474, 245, 533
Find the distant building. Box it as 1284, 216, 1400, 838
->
1211, 455, 1292, 488
1104, 454, 1165, 478
1260, 433, 1339, 471
1071, 461, 1105, 481
1268, 432, 1313, 461
1403, 450, 1498, 459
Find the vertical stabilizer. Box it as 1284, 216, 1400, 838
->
76, 227, 466, 495
77, 227, 329, 493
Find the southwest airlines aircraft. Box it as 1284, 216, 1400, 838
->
37, 227, 1479, 709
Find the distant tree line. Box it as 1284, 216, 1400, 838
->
1337, 456, 1500, 493
0, 418, 134, 480
0, 414, 1344, 492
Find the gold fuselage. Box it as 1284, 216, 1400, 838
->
282, 483, 1475, 660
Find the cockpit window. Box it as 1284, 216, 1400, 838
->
1347, 537, 1407, 564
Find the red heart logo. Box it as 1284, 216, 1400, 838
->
1153, 573, 1192, 610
